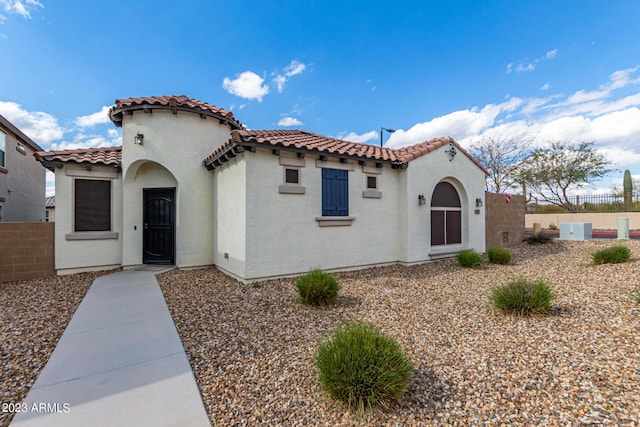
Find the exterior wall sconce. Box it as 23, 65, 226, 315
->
134, 132, 144, 145
418, 193, 426, 205
445, 143, 457, 161
475, 198, 483, 208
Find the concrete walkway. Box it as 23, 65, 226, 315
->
11, 269, 211, 427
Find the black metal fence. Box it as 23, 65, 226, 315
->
527, 191, 640, 213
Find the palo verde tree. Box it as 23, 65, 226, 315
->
517, 141, 613, 211
468, 133, 532, 193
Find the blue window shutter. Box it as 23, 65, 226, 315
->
322, 169, 349, 216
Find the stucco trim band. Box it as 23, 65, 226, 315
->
362, 190, 382, 199
315, 216, 355, 227
65, 232, 119, 240
279, 184, 306, 194
315, 160, 355, 171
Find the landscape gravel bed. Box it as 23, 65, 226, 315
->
0, 271, 109, 427
158, 240, 640, 426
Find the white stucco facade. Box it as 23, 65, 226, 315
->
40, 96, 488, 280
213, 144, 486, 282
53, 165, 123, 274
119, 109, 229, 269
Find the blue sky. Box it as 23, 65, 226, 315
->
1, 0, 639, 196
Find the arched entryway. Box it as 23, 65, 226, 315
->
431, 181, 461, 246
123, 160, 178, 265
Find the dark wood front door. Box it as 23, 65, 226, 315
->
143, 188, 175, 264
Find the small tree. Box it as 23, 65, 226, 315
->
518, 142, 613, 211
468, 133, 532, 193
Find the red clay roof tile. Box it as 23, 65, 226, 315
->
205, 130, 488, 174
34, 146, 122, 168
108, 95, 243, 129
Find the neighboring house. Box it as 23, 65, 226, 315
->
45, 195, 55, 222
34, 95, 488, 281
0, 114, 45, 222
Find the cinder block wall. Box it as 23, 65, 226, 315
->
0, 222, 55, 283
485, 193, 525, 249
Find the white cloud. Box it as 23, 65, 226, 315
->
45, 170, 54, 196
273, 60, 306, 92
48, 131, 120, 151
284, 60, 305, 77
0, 100, 63, 145
75, 106, 111, 127
274, 75, 287, 92
608, 66, 640, 90
1, 0, 43, 19
222, 71, 269, 102
516, 63, 535, 73
277, 117, 303, 127
385, 65, 640, 192
540, 83, 550, 91
507, 48, 558, 74
387, 97, 523, 147
336, 130, 378, 144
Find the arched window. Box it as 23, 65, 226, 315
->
431, 182, 461, 246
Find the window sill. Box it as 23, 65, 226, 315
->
315, 216, 355, 227
66, 231, 119, 241
362, 189, 382, 198
429, 245, 463, 258
279, 184, 306, 194
0, 166, 7, 174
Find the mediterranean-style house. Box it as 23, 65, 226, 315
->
0, 114, 45, 222
35, 95, 488, 282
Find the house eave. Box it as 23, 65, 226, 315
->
110, 105, 242, 130
205, 141, 402, 171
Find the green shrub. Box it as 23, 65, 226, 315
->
489, 277, 554, 315
457, 249, 483, 268
487, 247, 512, 265
297, 269, 340, 306
316, 322, 414, 411
548, 223, 558, 230
591, 245, 631, 265
524, 233, 552, 244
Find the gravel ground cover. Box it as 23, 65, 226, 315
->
0, 271, 110, 427
158, 240, 640, 426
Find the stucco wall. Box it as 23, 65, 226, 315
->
54, 165, 123, 274
240, 150, 403, 280
526, 212, 640, 230
0, 126, 45, 222
485, 193, 525, 248
213, 155, 247, 279
120, 110, 230, 268
404, 145, 487, 262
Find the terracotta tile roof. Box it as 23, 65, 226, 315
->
45, 196, 55, 208
34, 146, 122, 169
205, 130, 488, 174
108, 95, 242, 129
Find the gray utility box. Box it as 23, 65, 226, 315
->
559, 222, 592, 240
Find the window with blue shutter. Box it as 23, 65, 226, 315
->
322, 168, 348, 216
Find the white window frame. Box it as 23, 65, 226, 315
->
0, 131, 6, 169
279, 157, 306, 194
